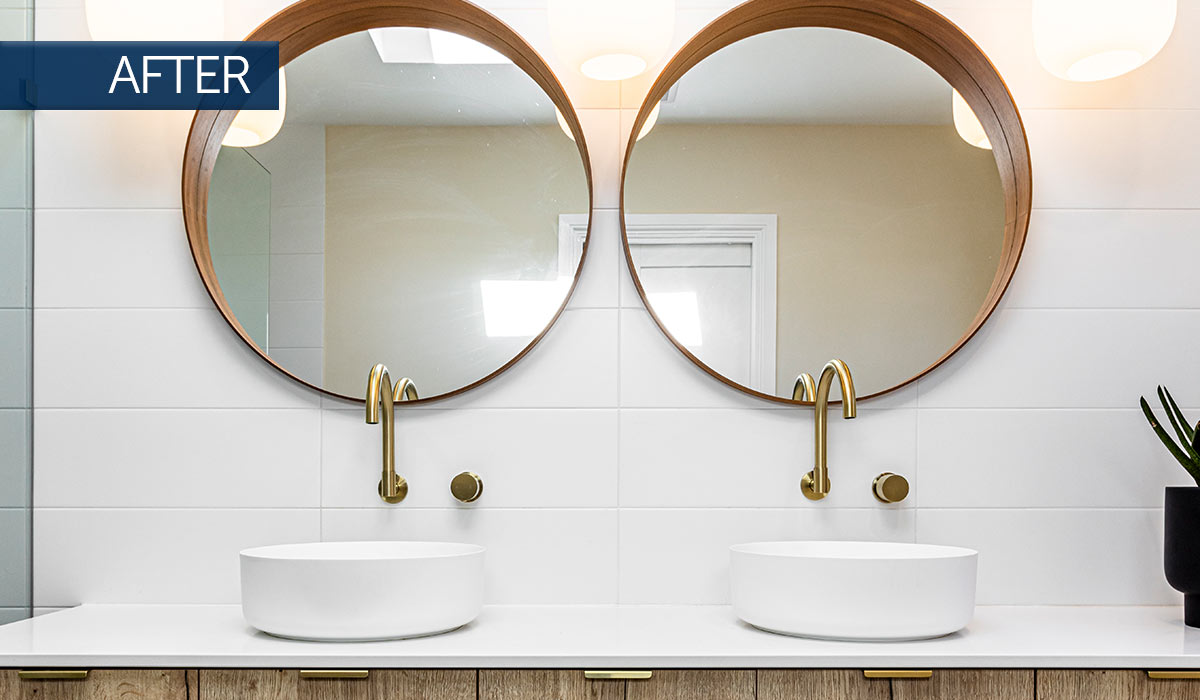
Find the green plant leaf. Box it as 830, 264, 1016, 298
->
1159, 386, 1200, 463
1161, 386, 1196, 444
1193, 420, 1200, 455
1142, 396, 1200, 485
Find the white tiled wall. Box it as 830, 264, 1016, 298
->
30, 0, 1200, 607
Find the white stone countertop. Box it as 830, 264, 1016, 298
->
1, 605, 1199, 669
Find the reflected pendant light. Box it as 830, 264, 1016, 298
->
952, 90, 991, 150
223, 68, 287, 148
548, 0, 675, 81
85, 0, 223, 41
1033, 0, 1176, 81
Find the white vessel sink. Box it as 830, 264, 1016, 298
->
240, 541, 485, 641
730, 541, 977, 641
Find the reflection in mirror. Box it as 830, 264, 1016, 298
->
208, 28, 590, 399
624, 28, 1005, 400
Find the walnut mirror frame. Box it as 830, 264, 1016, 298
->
620, 0, 1032, 404
181, 0, 593, 403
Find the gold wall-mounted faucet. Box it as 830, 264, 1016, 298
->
365, 363, 419, 504
801, 359, 857, 500
792, 373, 816, 401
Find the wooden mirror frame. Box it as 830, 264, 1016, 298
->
620, 0, 1031, 404
182, 0, 593, 404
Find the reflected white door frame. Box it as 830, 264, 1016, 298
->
559, 213, 777, 394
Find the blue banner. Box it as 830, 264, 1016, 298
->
0, 41, 280, 110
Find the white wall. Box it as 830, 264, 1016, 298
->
29, 0, 1200, 610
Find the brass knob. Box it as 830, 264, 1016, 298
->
378, 475, 408, 504
872, 472, 909, 504
450, 472, 483, 503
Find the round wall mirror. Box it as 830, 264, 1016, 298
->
621, 0, 1031, 403
183, 0, 592, 402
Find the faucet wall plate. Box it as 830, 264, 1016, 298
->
378, 475, 408, 504
800, 471, 828, 500
873, 472, 910, 504
451, 471, 484, 503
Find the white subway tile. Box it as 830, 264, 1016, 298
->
620, 308, 784, 409
322, 508, 618, 604
33, 509, 320, 606
620, 408, 917, 508
34, 409, 321, 507
270, 348, 322, 386
34, 209, 209, 309
322, 408, 618, 508
34, 309, 317, 408
568, 209, 620, 310
0, 111, 29, 208
577, 109, 622, 208
0, 410, 29, 508
918, 409, 1194, 508
0, 211, 29, 308
0, 310, 29, 408
270, 206, 325, 255
916, 508, 1176, 605
918, 309, 1200, 408
268, 255, 324, 302
427, 309, 618, 408
267, 301, 323, 348
619, 508, 915, 604
1005, 210, 1200, 309
34, 110, 192, 209
0, 508, 29, 607
1025, 109, 1200, 209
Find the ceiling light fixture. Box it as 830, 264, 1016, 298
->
547, 0, 675, 81
1033, 0, 1176, 81
222, 68, 286, 148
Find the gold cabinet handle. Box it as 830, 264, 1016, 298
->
19, 670, 90, 681
1148, 671, 1200, 680
585, 671, 653, 680
299, 670, 370, 680
864, 670, 933, 679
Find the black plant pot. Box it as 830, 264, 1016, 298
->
1165, 486, 1200, 626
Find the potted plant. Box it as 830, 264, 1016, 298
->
1142, 386, 1200, 626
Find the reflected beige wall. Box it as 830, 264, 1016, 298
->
625, 123, 1005, 396
323, 124, 588, 397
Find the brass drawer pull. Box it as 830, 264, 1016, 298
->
299, 670, 370, 680
1148, 671, 1200, 680
864, 670, 933, 679
585, 671, 653, 680
19, 670, 90, 681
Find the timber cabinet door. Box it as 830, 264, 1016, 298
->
892, 670, 1034, 700
480, 670, 625, 700
1040, 670, 1200, 700
196, 669, 476, 700
0, 669, 188, 699
758, 670, 890, 700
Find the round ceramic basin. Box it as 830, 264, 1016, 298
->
240, 541, 485, 641
730, 540, 977, 641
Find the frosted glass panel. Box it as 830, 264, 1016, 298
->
0, 0, 32, 625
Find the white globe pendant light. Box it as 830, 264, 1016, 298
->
952, 90, 991, 150
85, 0, 223, 41
223, 68, 287, 148
548, 0, 675, 81
1033, 0, 1176, 82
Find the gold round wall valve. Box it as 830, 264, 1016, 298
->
872, 472, 909, 504
450, 472, 484, 503
378, 475, 408, 504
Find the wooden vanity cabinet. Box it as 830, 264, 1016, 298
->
0, 669, 189, 699
6, 669, 1200, 699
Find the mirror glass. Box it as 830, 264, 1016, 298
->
208, 28, 590, 399
623, 27, 1005, 399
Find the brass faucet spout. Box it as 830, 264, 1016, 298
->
365, 364, 417, 504
802, 359, 857, 500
